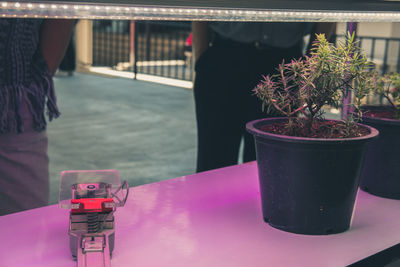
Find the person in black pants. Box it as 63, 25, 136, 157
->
192, 22, 336, 173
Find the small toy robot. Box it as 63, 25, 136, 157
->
59, 170, 129, 267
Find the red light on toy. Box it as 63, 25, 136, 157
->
71, 198, 114, 213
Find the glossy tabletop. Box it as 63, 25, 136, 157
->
1, 162, 400, 267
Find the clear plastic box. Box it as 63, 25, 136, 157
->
59, 169, 128, 209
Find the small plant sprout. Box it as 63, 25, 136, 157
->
254, 32, 372, 137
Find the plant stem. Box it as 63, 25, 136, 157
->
384, 93, 397, 109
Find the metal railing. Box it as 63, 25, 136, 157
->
91, 22, 400, 84
92, 20, 193, 81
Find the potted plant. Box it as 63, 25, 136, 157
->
246, 33, 379, 235
358, 71, 400, 199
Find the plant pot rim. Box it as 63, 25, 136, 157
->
246, 117, 379, 144
359, 105, 400, 125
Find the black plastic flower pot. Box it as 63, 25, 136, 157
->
359, 106, 400, 199
246, 118, 379, 235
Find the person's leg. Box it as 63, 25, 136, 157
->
0, 131, 49, 216
193, 47, 245, 172
194, 69, 242, 172
241, 71, 266, 163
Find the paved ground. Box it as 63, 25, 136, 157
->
48, 73, 197, 204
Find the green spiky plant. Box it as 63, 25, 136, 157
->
367, 71, 400, 119
254, 32, 372, 137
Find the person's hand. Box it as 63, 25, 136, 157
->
192, 22, 210, 63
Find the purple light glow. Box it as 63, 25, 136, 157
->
0, 162, 399, 266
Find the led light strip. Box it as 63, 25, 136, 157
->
1, 1, 400, 22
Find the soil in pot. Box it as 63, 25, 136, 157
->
247, 118, 378, 235
359, 106, 400, 199
260, 120, 370, 138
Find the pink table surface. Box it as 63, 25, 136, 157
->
1, 161, 400, 267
